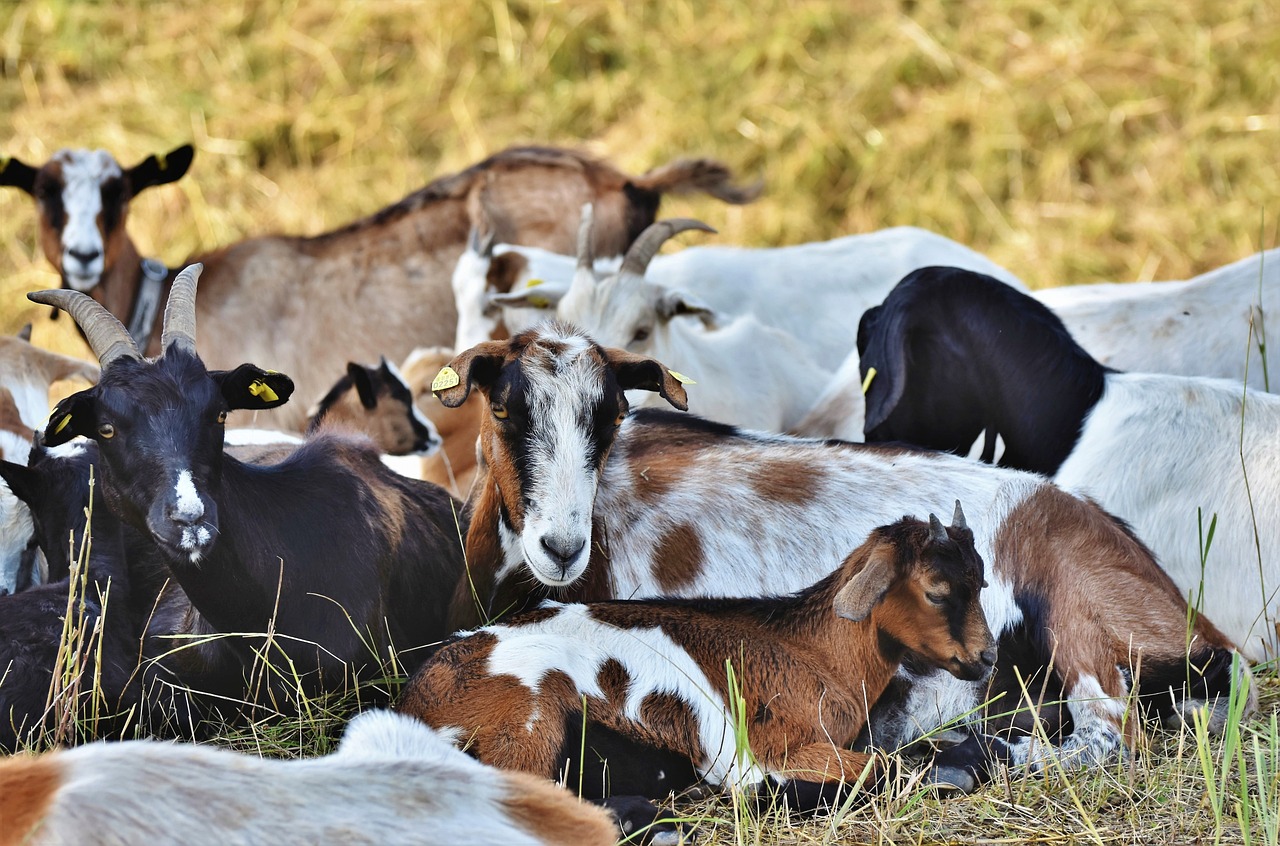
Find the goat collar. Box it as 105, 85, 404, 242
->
126, 257, 170, 348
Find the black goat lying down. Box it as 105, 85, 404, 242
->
0, 439, 138, 752
22, 265, 467, 727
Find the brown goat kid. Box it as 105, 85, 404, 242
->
398, 508, 994, 836
2, 144, 759, 431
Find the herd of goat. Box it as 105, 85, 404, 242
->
0, 142, 1273, 844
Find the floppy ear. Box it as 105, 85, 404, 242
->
127, 144, 195, 193
600, 347, 690, 411
348, 362, 378, 409
654, 288, 717, 325
0, 155, 38, 195
857, 299, 910, 434
43, 392, 97, 447
834, 546, 897, 622
489, 281, 569, 312
434, 340, 509, 408
212, 364, 294, 411
0, 459, 36, 505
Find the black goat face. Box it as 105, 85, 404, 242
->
44, 349, 293, 565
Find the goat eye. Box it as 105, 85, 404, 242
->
216, 410, 228, 424
926, 593, 948, 606
491, 403, 509, 420
632, 327, 651, 344
97, 423, 115, 439
615, 410, 627, 427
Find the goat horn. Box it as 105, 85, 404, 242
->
928, 513, 948, 544
576, 203, 595, 272
161, 263, 202, 355
620, 218, 716, 278
952, 500, 968, 531
26, 289, 141, 368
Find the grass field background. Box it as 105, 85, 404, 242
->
2, 2, 1280, 843
2, 0, 1279, 349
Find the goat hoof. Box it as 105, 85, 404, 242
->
925, 765, 977, 795
604, 795, 688, 844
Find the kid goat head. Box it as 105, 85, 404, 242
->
28, 263, 293, 564
434, 324, 689, 586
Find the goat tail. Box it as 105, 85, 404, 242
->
633, 158, 763, 204
0, 752, 62, 846
498, 769, 619, 846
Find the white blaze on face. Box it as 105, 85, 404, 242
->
53, 149, 122, 291
174, 469, 211, 559
519, 334, 603, 586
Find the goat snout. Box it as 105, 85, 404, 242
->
539, 534, 586, 573
67, 247, 102, 266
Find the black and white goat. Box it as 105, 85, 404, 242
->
401, 509, 993, 836
431, 323, 1251, 784
0, 709, 617, 846
27, 266, 468, 710
858, 265, 1280, 661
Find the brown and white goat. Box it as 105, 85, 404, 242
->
0, 709, 616, 846
2, 144, 759, 431
400, 510, 993, 819
432, 323, 1253, 786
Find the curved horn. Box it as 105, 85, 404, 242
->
928, 513, 948, 544
576, 203, 595, 272
161, 263, 202, 355
952, 500, 968, 531
26, 289, 141, 368
620, 218, 716, 278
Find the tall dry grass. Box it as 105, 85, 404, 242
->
2, 0, 1278, 351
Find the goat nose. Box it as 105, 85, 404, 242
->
540, 535, 586, 569
980, 646, 998, 668
68, 248, 101, 265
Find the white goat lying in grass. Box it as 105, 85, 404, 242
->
0, 710, 616, 846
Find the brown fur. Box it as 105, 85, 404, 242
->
0, 754, 61, 846
745, 458, 822, 506
0, 389, 26, 451
498, 770, 618, 846
653, 522, 706, 593
397, 347, 483, 497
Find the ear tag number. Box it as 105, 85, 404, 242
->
861, 367, 877, 395
668, 370, 695, 385
248, 380, 279, 402
432, 366, 461, 392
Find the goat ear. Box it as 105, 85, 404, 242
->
0, 459, 37, 504
16, 324, 32, 342
435, 340, 509, 408
127, 144, 195, 193
489, 281, 568, 312
655, 289, 717, 324
213, 364, 295, 411
601, 348, 690, 411
0, 155, 38, 195
834, 546, 897, 622
857, 301, 909, 435
43, 392, 96, 447
348, 362, 379, 409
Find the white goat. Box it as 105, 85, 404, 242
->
858, 266, 1280, 660
1035, 248, 1280, 389
0, 709, 616, 846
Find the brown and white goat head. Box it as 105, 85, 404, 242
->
837, 502, 995, 682
434, 324, 688, 586
1, 145, 193, 292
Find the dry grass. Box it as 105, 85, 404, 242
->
2, 0, 1278, 352
3, 2, 1280, 842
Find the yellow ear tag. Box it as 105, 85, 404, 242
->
156, 151, 168, 170
53, 413, 72, 435
668, 370, 695, 385
526, 278, 544, 288
432, 366, 461, 393
248, 379, 279, 402
0, 156, 8, 175
861, 367, 877, 395
527, 295, 550, 309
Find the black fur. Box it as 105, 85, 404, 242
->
858, 266, 1110, 476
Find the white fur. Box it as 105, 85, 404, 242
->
1055, 372, 1280, 660
53, 149, 121, 291
484, 602, 770, 788
173, 470, 204, 521
480, 227, 1026, 433
10, 709, 611, 846
1036, 248, 1280, 390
